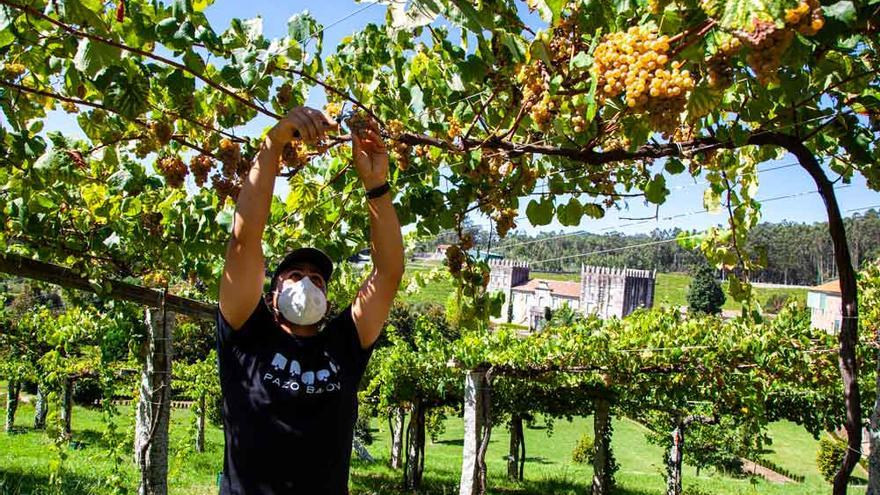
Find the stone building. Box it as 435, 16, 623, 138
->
489, 260, 656, 329
807, 279, 841, 333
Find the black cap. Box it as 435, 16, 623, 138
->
270, 247, 334, 289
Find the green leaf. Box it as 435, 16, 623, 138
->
700, 0, 777, 30
570, 51, 590, 69
499, 32, 526, 63
686, 84, 723, 121
73, 39, 119, 78
583, 203, 605, 219
557, 197, 583, 226
288, 11, 317, 42
644, 174, 669, 204
103, 66, 150, 119
665, 157, 685, 174
823, 1, 856, 26
526, 197, 554, 226
192, 0, 215, 11
215, 208, 234, 232
387, 0, 440, 30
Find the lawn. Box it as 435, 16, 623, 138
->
405, 263, 808, 313
0, 388, 851, 494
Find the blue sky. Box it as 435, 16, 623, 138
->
37, 1, 880, 238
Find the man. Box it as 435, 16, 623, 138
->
216, 106, 404, 494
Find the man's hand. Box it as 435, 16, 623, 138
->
351, 118, 389, 190
267, 106, 338, 150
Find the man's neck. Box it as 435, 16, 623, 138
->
278, 319, 320, 337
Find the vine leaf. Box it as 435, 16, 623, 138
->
700, 0, 784, 30
686, 83, 723, 122
644, 174, 669, 204
382, 0, 440, 30
526, 197, 554, 226
73, 39, 120, 79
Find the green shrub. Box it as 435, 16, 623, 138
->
571, 433, 594, 464
683, 486, 712, 495
762, 293, 790, 314
816, 436, 846, 482
687, 264, 725, 315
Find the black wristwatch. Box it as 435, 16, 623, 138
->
366, 182, 391, 199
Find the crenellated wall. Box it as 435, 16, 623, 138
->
579, 265, 656, 319
487, 260, 656, 327
487, 259, 530, 323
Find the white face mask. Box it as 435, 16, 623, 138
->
274, 277, 327, 326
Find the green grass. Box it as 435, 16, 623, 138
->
404, 265, 807, 314
0, 389, 853, 494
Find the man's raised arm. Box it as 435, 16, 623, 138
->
350, 120, 405, 349
219, 107, 336, 330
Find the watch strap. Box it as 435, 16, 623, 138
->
366, 182, 391, 199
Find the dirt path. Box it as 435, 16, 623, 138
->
740, 458, 795, 484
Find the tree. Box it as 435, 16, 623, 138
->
687, 264, 725, 314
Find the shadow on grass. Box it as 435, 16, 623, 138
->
351, 463, 638, 495
0, 469, 103, 495
434, 438, 464, 446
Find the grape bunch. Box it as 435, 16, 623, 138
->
149, 120, 173, 147
2, 62, 25, 77
671, 125, 694, 143
280, 140, 308, 172
601, 134, 631, 152
324, 101, 343, 119
743, 19, 794, 85
391, 142, 411, 171
593, 26, 694, 135
60, 100, 78, 114
492, 208, 518, 238
156, 155, 188, 188
218, 138, 242, 175
447, 118, 462, 140
276, 83, 293, 109
211, 174, 241, 203
706, 37, 742, 89
445, 244, 465, 276
460, 232, 475, 251
414, 144, 429, 159
517, 62, 550, 102
784, 0, 824, 35
189, 154, 213, 187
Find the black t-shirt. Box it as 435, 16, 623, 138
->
215, 297, 374, 494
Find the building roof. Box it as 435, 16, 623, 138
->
511, 278, 581, 299
811, 279, 841, 295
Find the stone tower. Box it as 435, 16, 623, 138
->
488, 260, 530, 323
579, 265, 655, 319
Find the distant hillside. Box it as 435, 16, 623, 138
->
415, 210, 880, 287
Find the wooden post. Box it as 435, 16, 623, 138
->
390, 406, 405, 469
5, 380, 20, 433
592, 398, 612, 495
60, 377, 73, 439
195, 394, 205, 453
34, 384, 48, 430
134, 303, 174, 495
666, 423, 684, 495
459, 369, 490, 495
403, 398, 425, 489
507, 414, 524, 480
